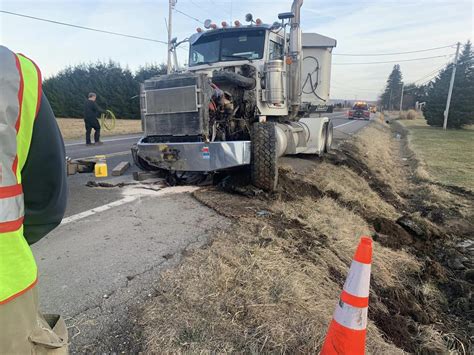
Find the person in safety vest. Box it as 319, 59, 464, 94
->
0, 46, 68, 353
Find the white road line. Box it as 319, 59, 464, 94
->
334, 120, 358, 128
65, 135, 142, 147
61, 196, 138, 225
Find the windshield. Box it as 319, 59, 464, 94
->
189, 29, 266, 66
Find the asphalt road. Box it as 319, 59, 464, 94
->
62, 111, 371, 218
33, 111, 372, 351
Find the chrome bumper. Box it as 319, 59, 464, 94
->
136, 139, 251, 171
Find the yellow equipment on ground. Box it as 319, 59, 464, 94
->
94, 155, 108, 177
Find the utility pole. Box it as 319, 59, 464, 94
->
388, 88, 392, 111
399, 83, 404, 114
443, 42, 461, 130
167, 0, 177, 74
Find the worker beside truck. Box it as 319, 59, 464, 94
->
0, 46, 68, 353
84, 92, 105, 146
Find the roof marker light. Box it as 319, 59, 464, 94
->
256, 18, 262, 25
210, 23, 217, 29
196, 27, 203, 32
221, 21, 228, 27
234, 20, 241, 27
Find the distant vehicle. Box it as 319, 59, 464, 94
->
348, 102, 370, 120
369, 105, 377, 113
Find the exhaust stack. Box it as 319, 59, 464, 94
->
288, 0, 303, 117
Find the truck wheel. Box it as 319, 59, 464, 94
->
324, 120, 333, 153
251, 122, 278, 191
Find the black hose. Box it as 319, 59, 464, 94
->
212, 70, 256, 90
302, 56, 326, 102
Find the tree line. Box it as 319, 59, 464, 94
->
43, 61, 167, 119
380, 40, 473, 128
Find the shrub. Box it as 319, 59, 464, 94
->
407, 110, 420, 120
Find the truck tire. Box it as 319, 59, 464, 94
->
251, 122, 278, 191
324, 120, 333, 153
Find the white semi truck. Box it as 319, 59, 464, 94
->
132, 0, 337, 191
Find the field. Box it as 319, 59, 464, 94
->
56, 118, 142, 140
399, 118, 474, 191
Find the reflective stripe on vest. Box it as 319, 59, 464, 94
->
0, 46, 42, 304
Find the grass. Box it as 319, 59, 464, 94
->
399, 118, 474, 191
138, 125, 428, 353
56, 118, 142, 140
138, 120, 472, 354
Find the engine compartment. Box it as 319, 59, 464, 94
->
141, 65, 259, 143
208, 64, 257, 142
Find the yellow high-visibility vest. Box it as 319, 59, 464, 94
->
0, 46, 42, 304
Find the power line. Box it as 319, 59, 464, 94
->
333, 54, 452, 65
411, 62, 450, 84
174, 8, 203, 24
331, 83, 381, 92
333, 44, 455, 56
332, 59, 453, 94
0, 10, 168, 44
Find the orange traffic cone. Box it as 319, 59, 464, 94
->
321, 236, 373, 355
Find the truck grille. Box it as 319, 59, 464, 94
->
141, 73, 211, 137
145, 85, 198, 115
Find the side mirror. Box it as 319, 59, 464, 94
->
245, 13, 253, 22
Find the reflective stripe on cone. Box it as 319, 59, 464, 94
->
321, 236, 372, 355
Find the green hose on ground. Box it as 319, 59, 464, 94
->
100, 110, 116, 131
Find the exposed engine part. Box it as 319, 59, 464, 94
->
207, 66, 258, 142
262, 60, 285, 104
212, 70, 256, 90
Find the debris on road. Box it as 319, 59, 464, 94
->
66, 157, 96, 175
132, 171, 163, 182
112, 161, 131, 176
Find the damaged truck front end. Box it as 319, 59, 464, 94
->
134, 71, 252, 172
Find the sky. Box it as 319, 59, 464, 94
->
1, 0, 472, 100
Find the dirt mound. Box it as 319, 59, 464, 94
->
139, 121, 473, 354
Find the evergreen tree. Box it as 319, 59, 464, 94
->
42, 61, 168, 119
380, 64, 403, 110
423, 41, 474, 128
135, 63, 167, 83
